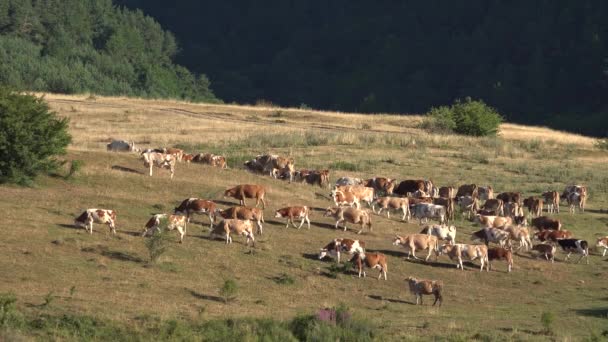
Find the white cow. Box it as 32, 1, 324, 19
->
142, 151, 176, 179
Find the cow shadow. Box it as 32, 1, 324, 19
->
123, 231, 143, 237
573, 307, 608, 318
582, 208, 606, 214
303, 253, 321, 261
374, 249, 406, 258
367, 294, 412, 305
111, 165, 145, 175
57, 223, 79, 230
186, 288, 224, 303
213, 200, 239, 207
81, 245, 144, 263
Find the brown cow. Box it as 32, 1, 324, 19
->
194, 153, 227, 168
165, 148, 184, 162
334, 185, 375, 208
523, 196, 543, 217
532, 244, 556, 263
407, 277, 443, 306
299, 170, 330, 188
438, 186, 455, 199
274, 206, 310, 229
478, 186, 494, 200
323, 207, 372, 234
372, 197, 410, 221
487, 247, 513, 272
530, 216, 561, 231
224, 184, 266, 209
542, 191, 560, 214
534, 229, 573, 242
364, 177, 396, 196
174, 198, 217, 229
497, 192, 522, 205
481, 199, 504, 217
210, 219, 255, 246
182, 153, 194, 163
319, 238, 365, 263
474, 215, 512, 228
218, 206, 265, 234
74, 209, 117, 235
393, 180, 425, 197
433, 197, 454, 222
393, 234, 438, 261
456, 184, 478, 198
351, 252, 388, 280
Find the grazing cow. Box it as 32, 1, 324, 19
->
74, 209, 117, 235
335, 177, 363, 186
106, 139, 137, 152
174, 198, 217, 228
363, 177, 396, 196
557, 239, 589, 264
433, 197, 455, 222
182, 153, 194, 164
523, 197, 543, 217
497, 192, 522, 206
165, 148, 184, 162
406, 277, 443, 306
166, 215, 188, 243
474, 215, 512, 228
218, 206, 265, 234
503, 225, 532, 251
224, 184, 266, 209
456, 184, 478, 198
142, 151, 176, 179
372, 197, 410, 221
534, 229, 573, 242
503, 202, 524, 218
211, 219, 255, 246
256, 154, 295, 182
142, 213, 166, 237
438, 186, 455, 199
274, 206, 310, 229
318, 238, 365, 263
487, 247, 513, 272
478, 186, 494, 201
334, 185, 375, 208
412, 203, 446, 225
194, 153, 228, 168
351, 252, 388, 280
542, 191, 560, 214
331, 189, 360, 208
457, 196, 479, 220
481, 199, 504, 217
530, 216, 561, 231
392, 234, 438, 261
393, 179, 425, 197
297, 170, 330, 188
323, 207, 372, 234
596, 236, 608, 257
532, 244, 556, 263
439, 243, 489, 272
420, 224, 457, 245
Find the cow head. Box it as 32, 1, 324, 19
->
323, 207, 338, 217
438, 244, 453, 255
318, 249, 329, 259
274, 210, 283, 218
392, 235, 404, 246
224, 187, 236, 197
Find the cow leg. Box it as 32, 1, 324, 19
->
565, 252, 572, 262
603, 248, 607, 257
424, 248, 432, 262
458, 256, 463, 270
411, 247, 419, 260
377, 207, 383, 216
290, 215, 298, 229
305, 216, 311, 230
297, 217, 305, 229
285, 218, 290, 229
177, 226, 185, 243
256, 220, 263, 235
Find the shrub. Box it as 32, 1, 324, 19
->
65, 160, 84, 180
0, 89, 72, 185
540, 311, 555, 334
219, 279, 238, 304
0, 293, 22, 328
422, 97, 503, 137
596, 138, 608, 150
144, 218, 170, 263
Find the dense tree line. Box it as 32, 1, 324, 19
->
0, 0, 217, 102
116, 1, 608, 136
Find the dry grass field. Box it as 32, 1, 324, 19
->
1, 93, 607, 340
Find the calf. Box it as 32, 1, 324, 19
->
596, 236, 608, 257
334, 185, 375, 208
532, 244, 556, 263
142, 213, 166, 237
351, 252, 388, 280
420, 224, 456, 245
174, 198, 216, 229
224, 184, 266, 209
300, 170, 330, 188
487, 247, 513, 272
318, 238, 365, 263
557, 239, 589, 264
392, 234, 438, 261
372, 197, 410, 221
542, 191, 560, 214
74, 209, 116, 235
194, 153, 228, 168
323, 207, 372, 234
218, 206, 265, 234
567, 192, 585, 214
211, 219, 255, 246
406, 277, 443, 306
530, 216, 561, 231
439, 243, 489, 272
274, 206, 310, 229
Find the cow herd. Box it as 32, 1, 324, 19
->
77, 143, 605, 306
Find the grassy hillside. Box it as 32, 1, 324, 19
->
1, 93, 607, 340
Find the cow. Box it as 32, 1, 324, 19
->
142, 151, 176, 179
596, 236, 608, 257
474, 215, 512, 228
457, 196, 479, 220
503, 202, 523, 219
218, 206, 265, 234
566, 192, 585, 214
351, 252, 388, 280
323, 207, 372, 234
557, 239, 589, 264
298, 170, 330, 188
335, 177, 363, 186
438, 243, 489, 272
534, 229, 573, 242
363, 177, 396, 196
182, 153, 194, 164
372, 197, 410, 221
412, 189, 429, 198
481, 199, 504, 217
74, 209, 116, 235
420, 224, 457, 245
106, 139, 137, 152
497, 192, 522, 206
166, 215, 188, 243
411, 203, 446, 225
433, 198, 454, 222
487, 247, 513, 272
406, 277, 443, 306
542, 191, 560, 214
142, 213, 166, 237
561, 185, 587, 208
252, 154, 295, 182
224, 184, 266, 209
393, 179, 425, 197
438, 186, 455, 199
210, 219, 255, 246
503, 225, 532, 251
331, 189, 360, 209
194, 153, 228, 168
478, 186, 494, 201
530, 216, 561, 231
165, 148, 184, 162
274, 206, 310, 229
392, 234, 438, 261
472, 227, 510, 248
523, 197, 543, 217
318, 238, 365, 263
456, 184, 478, 198
532, 244, 556, 263
334, 185, 375, 208
174, 198, 216, 229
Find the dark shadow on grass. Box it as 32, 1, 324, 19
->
57, 223, 79, 230
101, 250, 144, 263
574, 308, 608, 318
111, 165, 145, 175
303, 253, 321, 261
498, 327, 544, 336
186, 288, 224, 303
368, 294, 412, 305
122, 231, 143, 237
582, 208, 607, 214
213, 200, 240, 207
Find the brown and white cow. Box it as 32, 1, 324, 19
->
471, 227, 510, 248
224, 184, 266, 209
392, 234, 438, 261
457, 196, 479, 220
182, 153, 194, 164
363, 177, 396, 196
318, 238, 365, 263
503, 202, 524, 219
165, 148, 184, 162
372, 197, 410, 221
421, 224, 457, 245
456, 184, 478, 198
296, 170, 330, 188
166, 215, 188, 243
331, 189, 360, 208
142, 213, 166, 237
218, 206, 265, 234
334, 185, 375, 208
194, 153, 227, 168
248, 154, 295, 182
439, 243, 489, 272
530, 216, 561, 231
566, 192, 586, 214
407, 277, 443, 306
481, 199, 504, 217
474, 214, 512, 228
174, 198, 217, 229
523, 196, 543, 217
74, 209, 117, 235
596, 236, 608, 257
478, 186, 494, 201
561, 185, 587, 211
323, 207, 372, 234
274, 206, 310, 229
142, 151, 176, 179
532, 244, 556, 263
487, 247, 513, 272
534, 229, 573, 242
496, 192, 522, 206
503, 225, 532, 251
211, 219, 255, 246
438, 186, 455, 199
542, 191, 560, 214
351, 252, 388, 280
393, 179, 425, 197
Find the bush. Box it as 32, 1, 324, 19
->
423, 97, 503, 137
65, 160, 84, 180
0, 89, 72, 185
144, 218, 170, 263
595, 138, 608, 150
540, 311, 555, 335
219, 279, 238, 304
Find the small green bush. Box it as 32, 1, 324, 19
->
144, 218, 170, 263
219, 279, 238, 304
596, 138, 608, 150
65, 160, 84, 180
423, 97, 503, 137
540, 311, 555, 334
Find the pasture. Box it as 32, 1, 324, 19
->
1, 93, 607, 340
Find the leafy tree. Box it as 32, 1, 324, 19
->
423, 98, 503, 137
0, 89, 71, 185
